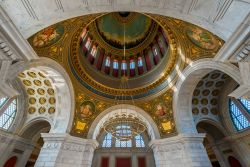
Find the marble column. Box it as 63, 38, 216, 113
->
149, 133, 211, 167
35, 133, 98, 167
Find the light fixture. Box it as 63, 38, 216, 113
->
103, 23, 146, 141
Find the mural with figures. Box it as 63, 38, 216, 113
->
31, 24, 64, 48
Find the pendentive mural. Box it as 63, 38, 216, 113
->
28, 12, 223, 138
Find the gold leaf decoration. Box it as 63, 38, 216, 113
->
44, 80, 52, 86
27, 88, 35, 95
48, 107, 55, 114
37, 88, 45, 95
34, 80, 42, 86
27, 71, 37, 78
49, 97, 56, 104
23, 80, 32, 86
29, 97, 36, 104
47, 88, 55, 95
39, 107, 46, 114
39, 97, 46, 104
28, 107, 36, 114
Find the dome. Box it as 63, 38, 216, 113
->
69, 12, 177, 100
28, 12, 223, 101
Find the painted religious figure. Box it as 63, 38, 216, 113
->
78, 101, 95, 119
155, 103, 167, 117
32, 25, 64, 48
186, 27, 217, 50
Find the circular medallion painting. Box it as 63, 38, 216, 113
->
186, 27, 217, 50
78, 101, 95, 120
32, 24, 64, 48
154, 103, 167, 117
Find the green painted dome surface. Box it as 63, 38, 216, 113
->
96, 13, 153, 49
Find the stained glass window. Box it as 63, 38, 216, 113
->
102, 133, 112, 148
0, 98, 17, 130
229, 99, 250, 131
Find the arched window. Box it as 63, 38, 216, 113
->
229, 98, 250, 131
90, 45, 97, 58
121, 60, 127, 70
239, 98, 250, 114
102, 133, 112, 148
113, 60, 119, 69
135, 135, 145, 148
115, 138, 132, 148
130, 60, 135, 69
85, 37, 91, 50
138, 57, 143, 67
101, 125, 146, 148
0, 97, 17, 130
81, 28, 88, 40
105, 57, 111, 67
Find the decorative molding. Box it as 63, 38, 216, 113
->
55, 0, 64, 12
20, 0, 38, 20
213, 0, 233, 22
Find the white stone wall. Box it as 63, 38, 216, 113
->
1, 0, 250, 40
35, 133, 98, 167
149, 134, 212, 167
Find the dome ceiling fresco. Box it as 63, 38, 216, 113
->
28, 12, 224, 138
95, 12, 154, 49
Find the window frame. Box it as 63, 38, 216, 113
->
0, 97, 18, 131
229, 98, 250, 131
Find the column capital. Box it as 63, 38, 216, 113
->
149, 133, 211, 167
149, 133, 206, 148
41, 133, 99, 148
35, 133, 98, 167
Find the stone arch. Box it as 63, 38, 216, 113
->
196, 120, 226, 141
19, 119, 51, 141
219, 78, 239, 134
173, 58, 241, 134
87, 104, 160, 140
196, 118, 227, 136
8, 57, 75, 133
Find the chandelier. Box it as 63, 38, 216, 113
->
103, 23, 146, 141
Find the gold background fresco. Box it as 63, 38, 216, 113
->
27, 12, 224, 138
